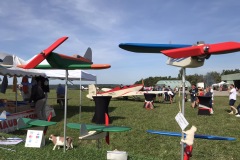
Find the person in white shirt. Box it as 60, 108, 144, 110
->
228, 84, 237, 115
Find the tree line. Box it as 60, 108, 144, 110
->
135, 69, 240, 87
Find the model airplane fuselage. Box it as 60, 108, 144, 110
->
86, 84, 166, 99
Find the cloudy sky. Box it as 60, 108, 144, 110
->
0, 0, 239, 84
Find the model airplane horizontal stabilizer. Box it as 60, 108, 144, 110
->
161, 42, 240, 58
147, 130, 236, 141
67, 123, 131, 132
17, 118, 57, 130
119, 43, 191, 53
22, 37, 68, 69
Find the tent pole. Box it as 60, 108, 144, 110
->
79, 78, 82, 122
63, 69, 68, 152
181, 67, 186, 160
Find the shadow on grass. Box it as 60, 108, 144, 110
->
109, 116, 126, 124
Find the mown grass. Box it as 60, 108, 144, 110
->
0, 89, 240, 160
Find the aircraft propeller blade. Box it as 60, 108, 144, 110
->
22, 36, 68, 69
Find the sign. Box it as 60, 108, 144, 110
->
25, 130, 45, 148
0, 109, 37, 133
175, 112, 189, 131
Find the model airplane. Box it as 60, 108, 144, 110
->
147, 130, 236, 141
67, 123, 131, 146
17, 37, 110, 70
119, 41, 240, 68
86, 84, 166, 99
17, 117, 57, 130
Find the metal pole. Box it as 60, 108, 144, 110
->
79, 77, 82, 122
181, 67, 186, 160
63, 70, 68, 152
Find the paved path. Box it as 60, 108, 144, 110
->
213, 91, 229, 96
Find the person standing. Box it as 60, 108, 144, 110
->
228, 84, 238, 114
189, 84, 198, 108
205, 86, 214, 114
56, 84, 65, 108
29, 80, 46, 120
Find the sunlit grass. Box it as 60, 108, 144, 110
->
0, 89, 239, 160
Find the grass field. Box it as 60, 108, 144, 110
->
0, 89, 240, 160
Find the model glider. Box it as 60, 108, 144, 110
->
67, 123, 131, 144
147, 130, 236, 141
87, 84, 166, 99
119, 41, 240, 68
17, 37, 111, 70
17, 117, 57, 130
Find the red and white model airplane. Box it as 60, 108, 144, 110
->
86, 84, 167, 99
119, 41, 240, 68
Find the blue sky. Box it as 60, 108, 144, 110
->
0, 0, 239, 85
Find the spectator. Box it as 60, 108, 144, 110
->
56, 84, 65, 108
228, 84, 238, 115
189, 84, 198, 108
205, 87, 214, 114
29, 80, 46, 120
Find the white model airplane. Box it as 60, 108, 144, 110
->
86, 84, 166, 99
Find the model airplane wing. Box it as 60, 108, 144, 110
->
20, 37, 68, 69
17, 117, 57, 129
119, 43, 191, 53
67, 123, 131, 132
147, 130, 236, 141
161, 42, 240, 58
119, 42, 240, 57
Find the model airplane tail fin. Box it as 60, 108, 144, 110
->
87, 84, 97, 99
83, 47, 92, 62
80, 124, 89, 136
17, 118, 30, 130
0, 110, 7, 120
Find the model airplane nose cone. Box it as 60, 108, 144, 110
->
91, 64, 111, 69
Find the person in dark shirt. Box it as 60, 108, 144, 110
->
205, 86, 214, 114
189, 84, 198, 108
29, 80, 46, 120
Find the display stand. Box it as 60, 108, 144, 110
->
92, 96, 112, 124
143, 93, 156, 109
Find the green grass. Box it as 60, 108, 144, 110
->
0, 89, 240, 160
